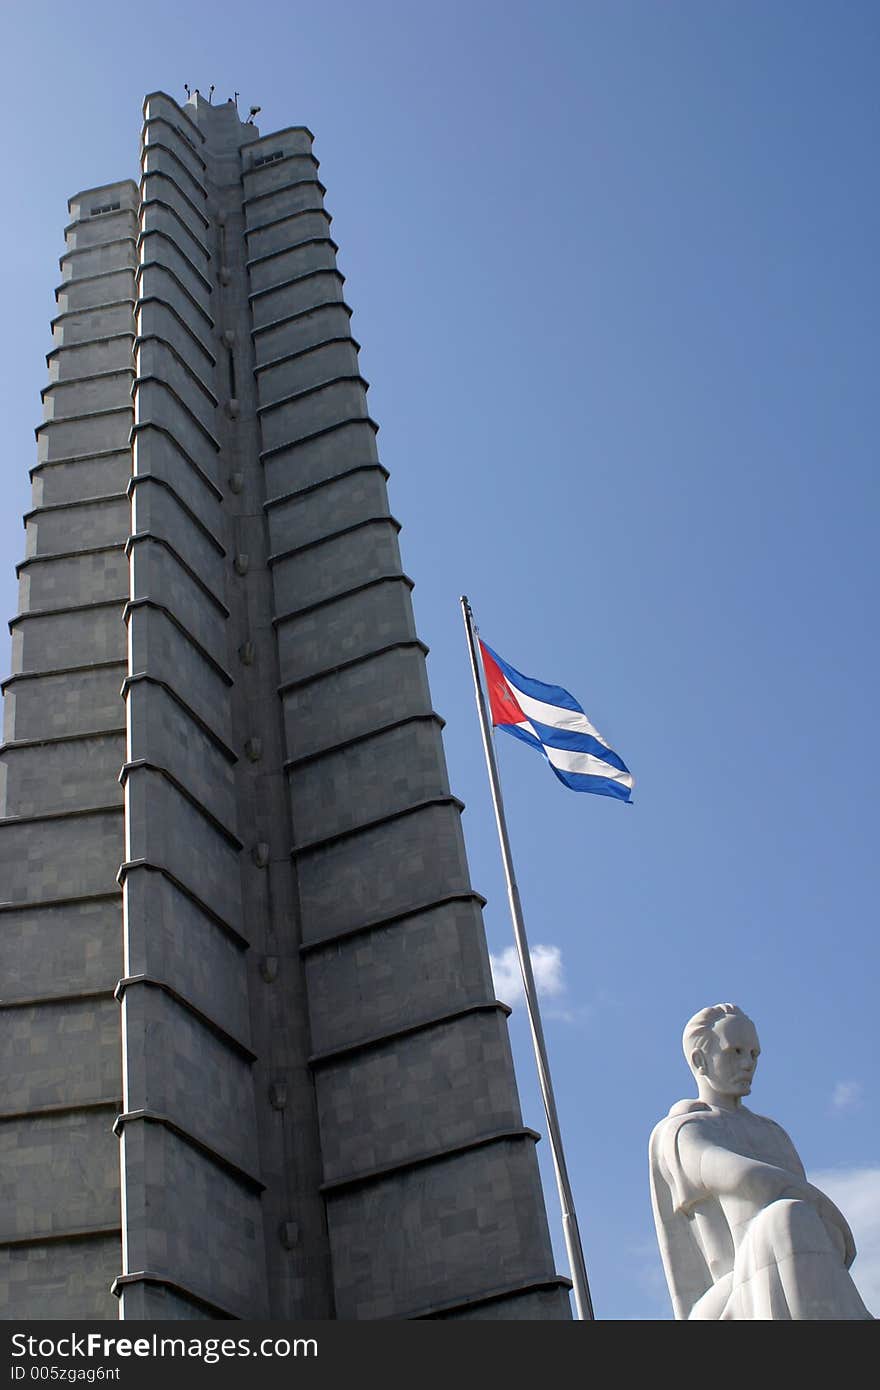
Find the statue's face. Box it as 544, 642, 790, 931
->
697, 1014, 761, 1098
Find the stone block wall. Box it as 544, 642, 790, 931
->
0, 176, 136, 1320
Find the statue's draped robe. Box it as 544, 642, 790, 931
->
649, 1101, 873, 1320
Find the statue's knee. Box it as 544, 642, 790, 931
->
752, 1198, 823, 1250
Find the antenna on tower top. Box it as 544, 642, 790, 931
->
184, 83, 190, 96
209, 85, 215, 104
247, 105, 261, 125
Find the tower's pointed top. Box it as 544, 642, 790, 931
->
182, 87, 260, 141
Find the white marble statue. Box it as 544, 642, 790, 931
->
649, 1002, 873, 1319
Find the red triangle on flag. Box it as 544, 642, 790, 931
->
479, 641, 528, 727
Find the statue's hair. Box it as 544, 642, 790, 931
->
682, 1002, 751, 1070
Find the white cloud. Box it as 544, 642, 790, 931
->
810, 1165, 880, 1315
489, 943, 565, 1007
831, 1080, 863, 1112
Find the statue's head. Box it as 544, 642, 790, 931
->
683, 1003, 761, 1100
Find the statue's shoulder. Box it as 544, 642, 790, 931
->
649, 1099, 712, 1150
667, 1099, 712, 1118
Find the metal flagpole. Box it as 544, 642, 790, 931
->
460, 595, 595, 1321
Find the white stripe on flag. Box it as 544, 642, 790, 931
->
514, 719, 538, 740
503, 678, 610, 747
544, 743, 634, 787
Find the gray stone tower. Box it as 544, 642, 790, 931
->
0, 91, 571, 1321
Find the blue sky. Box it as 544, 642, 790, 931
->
2, 1, 878, 1320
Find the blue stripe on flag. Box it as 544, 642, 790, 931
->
526, 718, 631, 775
496, 721, 631, 795
498, 722, 544, 753
552, 769, 633, 800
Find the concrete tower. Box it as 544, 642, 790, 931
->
0, 92, 571, 1322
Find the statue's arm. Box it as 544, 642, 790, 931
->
677, 1126, 856, 1263
764, 1118, 856, 1264
677, 1125, 812, 1208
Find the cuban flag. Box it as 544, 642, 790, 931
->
479, 640, 633, 801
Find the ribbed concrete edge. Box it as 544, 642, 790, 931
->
111, 1271, 238, 1320
403, 1274, 573, 1320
